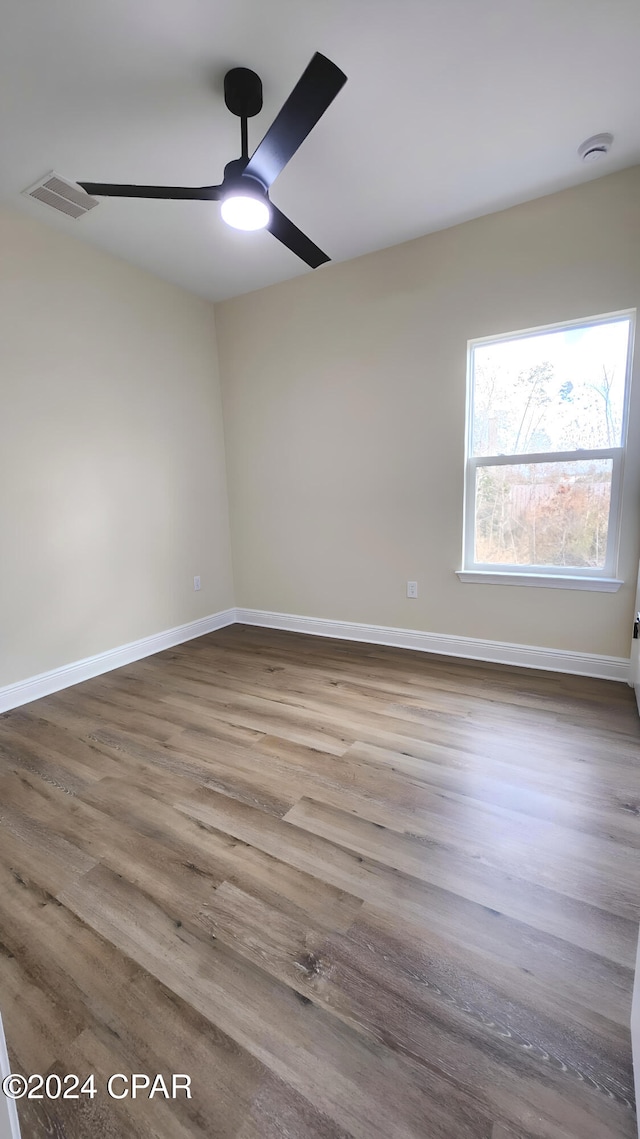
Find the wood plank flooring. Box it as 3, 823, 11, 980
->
0, 624, 638, 1138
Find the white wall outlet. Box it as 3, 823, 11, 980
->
407, 581, 418, 598
193, 576, 201, 591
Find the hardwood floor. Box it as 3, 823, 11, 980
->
0, 624, 638, 1138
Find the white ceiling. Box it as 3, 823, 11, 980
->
1, 0, 639, 302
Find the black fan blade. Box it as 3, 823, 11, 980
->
243, 53, 346, 189
267, 205, 329, 268
78, 182, 223, 200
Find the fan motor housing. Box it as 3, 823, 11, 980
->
222, 160, 269, 198
224, 68, 263, 118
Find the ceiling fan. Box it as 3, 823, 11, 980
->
79, 52, 347, 269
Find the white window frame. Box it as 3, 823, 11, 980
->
458, 309, 636, 592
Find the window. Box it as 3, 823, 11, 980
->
459, 311, 635, 590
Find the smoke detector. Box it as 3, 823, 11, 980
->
22, 172, 99, 219
577, 134, 613, 163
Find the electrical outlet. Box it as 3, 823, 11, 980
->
407, 581, 418, 598
193, 576, 201, 591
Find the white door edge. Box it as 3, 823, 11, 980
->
0, 1014, 21, 1139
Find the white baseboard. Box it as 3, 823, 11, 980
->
235, 608, 630, 683
0, 605, 629, 714
0, 609, 236, 714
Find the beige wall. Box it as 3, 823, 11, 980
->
216, 166, 640, 658
3, 168, 638, 688
0, 206, 233, 688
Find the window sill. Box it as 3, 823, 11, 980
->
456, 571, 623, 592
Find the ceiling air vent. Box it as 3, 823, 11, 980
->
22, 172, 99, 219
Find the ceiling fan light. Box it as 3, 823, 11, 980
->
220, 194, 270, 231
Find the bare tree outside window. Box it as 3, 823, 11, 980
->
464, 314, 633, 577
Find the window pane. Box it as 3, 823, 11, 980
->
472, 318, 630, 456
474, 459, 612, 568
